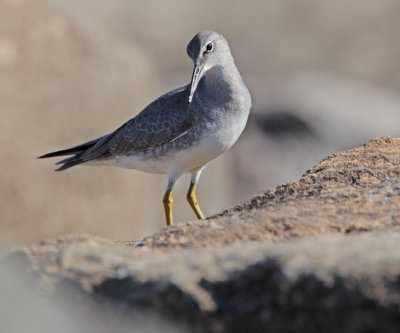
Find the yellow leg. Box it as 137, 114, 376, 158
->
186, 182, 205, 220
163, 189, 173, 226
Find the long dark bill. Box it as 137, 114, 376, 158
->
188, 63, 204, 105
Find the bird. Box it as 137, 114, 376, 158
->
39, 30, 251, 226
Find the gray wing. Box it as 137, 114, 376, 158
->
85, 85, 192, 158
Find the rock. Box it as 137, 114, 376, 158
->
2, 136, 400, 332
139, 136, 400, 249
228, 74, 400, 204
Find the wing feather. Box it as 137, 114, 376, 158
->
81, 85, 193, 160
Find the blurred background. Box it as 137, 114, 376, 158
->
1, 0, 400, 253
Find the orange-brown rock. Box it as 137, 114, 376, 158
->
2, 137, 400, 332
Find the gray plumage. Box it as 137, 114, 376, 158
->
42, 86, 193, 170
39, 30, 251, 225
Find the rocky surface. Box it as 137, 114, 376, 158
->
2, 136, 400, 332
230, 74, 400, 201
137, 136, 400, 250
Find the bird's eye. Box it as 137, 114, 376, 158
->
205, 42, 213, 53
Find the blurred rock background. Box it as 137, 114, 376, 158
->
1, 0, 400, 252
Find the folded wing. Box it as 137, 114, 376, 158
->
39, 86, 193, 171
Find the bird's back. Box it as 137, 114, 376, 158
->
42, 85, 194, 170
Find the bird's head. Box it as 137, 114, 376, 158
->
186, 30, 231, 104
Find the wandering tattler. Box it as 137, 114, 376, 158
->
39, 30, 251, 226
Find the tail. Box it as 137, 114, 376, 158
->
38, 135, 111, 171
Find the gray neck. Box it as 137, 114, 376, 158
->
200, 62, 247, 105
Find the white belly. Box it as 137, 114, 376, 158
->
113, 110, 248, 175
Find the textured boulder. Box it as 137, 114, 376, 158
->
2, 136, 400, 332
138, 136, 400, 249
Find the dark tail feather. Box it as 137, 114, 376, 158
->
38, 137, 103, 159
38, 135, 110, 171
54, 155, 84, 171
